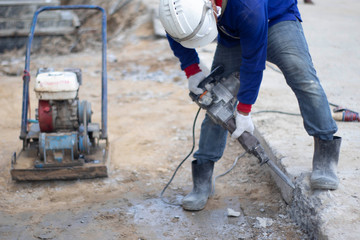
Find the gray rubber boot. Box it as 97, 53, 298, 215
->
182, 160, 214, 211
310, 136, 341, 190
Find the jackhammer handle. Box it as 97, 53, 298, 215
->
225, 116, 236, 133
199, 65, 224, 88
189, 65, 225, 102
226, 117, 269, 165
225, 117, 259, 153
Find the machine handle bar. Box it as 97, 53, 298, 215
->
20, 5, 108, 140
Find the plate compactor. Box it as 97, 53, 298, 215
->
11, 5, 109, 181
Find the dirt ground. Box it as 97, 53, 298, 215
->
0, 2, 309, 239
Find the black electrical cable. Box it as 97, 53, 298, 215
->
252, 110, 300, 116
160, 95, 338, 206
265, 62, 340, 110
160, 106, 302, 206
211, 151, 246, 196
160, 106, 249, 206
160, 107, 201, 206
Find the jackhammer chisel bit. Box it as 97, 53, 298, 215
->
190, 65, 295, 189
225, 118, 295, 189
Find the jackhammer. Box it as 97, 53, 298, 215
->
189, 65, 295, 189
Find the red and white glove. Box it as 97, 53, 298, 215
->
188, 71, 206, 95
231, 111, 254, 140
184, 63, 205, 95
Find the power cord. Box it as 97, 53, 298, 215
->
160, 98, 340, 206
211, 151, 247, 196
161, 63, 346, 206
160, 107, 201, 206
252, 110, 300, 116
160, 107, 248, 206
265, 62, 343, 113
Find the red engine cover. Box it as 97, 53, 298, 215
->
38, 100, 53, 132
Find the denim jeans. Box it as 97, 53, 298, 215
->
193, 20, 338, 164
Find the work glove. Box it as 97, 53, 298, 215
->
231, 111, 254, 140
188, 71, 206, 95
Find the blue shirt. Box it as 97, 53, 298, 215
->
167, 0, 302, 105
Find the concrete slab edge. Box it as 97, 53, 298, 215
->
254, 127, 329, 240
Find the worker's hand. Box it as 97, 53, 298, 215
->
231, 111, 254, 140
188, 71, 205, 95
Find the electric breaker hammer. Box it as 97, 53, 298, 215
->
189, 65, 295, 189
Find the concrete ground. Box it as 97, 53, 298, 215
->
251, 0, 360, 239
197, 0, 360, 239
0, 0, 357, 239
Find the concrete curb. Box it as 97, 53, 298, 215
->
157, 0, 360, 238
254, 129, 326, 239
252, 1, 360, 239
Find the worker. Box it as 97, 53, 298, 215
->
159, 0, 341, 211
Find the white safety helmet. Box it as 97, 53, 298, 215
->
159, 0, 218, 49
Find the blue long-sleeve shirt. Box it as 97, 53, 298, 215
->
167, 0, 302, 105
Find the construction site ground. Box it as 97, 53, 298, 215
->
0, 0, 359, 239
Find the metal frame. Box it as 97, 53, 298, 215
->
20, 5, 108, 142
